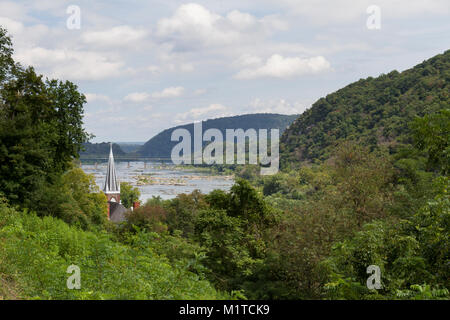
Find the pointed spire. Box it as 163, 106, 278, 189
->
103, 143, 120, 194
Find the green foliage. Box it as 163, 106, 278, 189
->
390, 150, 435, 219
128, 181, 279, 295
140, 230, 209, 276
234, 165, 261, 181
324, 176, 449, 299
261, 171, 307, 200
195, 180, 278, 292
124, 203, 167, 233
248, 144, 397, 299
120, 182, 141, 209
164, 190, 209, 237
0, 27, 14, 84
194, 208, 255, 288
396, 285, 449, 300
406, 176, 450, 288
0, 202, 227, 300
411, 108, 450, 175
28, 166, 108, 229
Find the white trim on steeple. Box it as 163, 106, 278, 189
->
103, 142, 120, 194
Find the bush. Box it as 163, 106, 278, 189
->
0, 202, 228, 299
120, 182, 141, 209
124, 203, 168, 233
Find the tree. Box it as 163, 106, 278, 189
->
165, 190, 208, 236
330, 142, 394, 227
124, 203, 167, 233
324, 177, 449, 299
31, 166, 108, 229
0, 27, 14, 85
120, 182, 141, 209
194, 208, 255, 290
412, 109, 450, 175
45, 79, 89, 173
194, 180, 278, 292
0, 28, 89, 210
61, 167, 108, 226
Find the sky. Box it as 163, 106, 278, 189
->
0, 0, 449, 142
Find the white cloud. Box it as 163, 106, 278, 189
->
14, 47, 124, 80
147, 65, 161, 74
277, 0, 450, 24
193, 88, 207, 96
147, 59, 194, 75
156, 3, 286, 49
157, 3, 229, 47
190, 103, 228, 118
124, 92, 150, 103
124, 87, 185, 103
151, 86, 185, 99
142, 105, 153, 111
226, 10, 257, 30
0, 16, 24, 34
233, 54, 264, 68
0, 17, 49, 46
171, 62, 194, 72
0, 2, 28, 21
248, 98, 307, 115
175, 103, 231, 124
85, 93, 111, 103
235, 54, 331, 79
81, 25, 148, 47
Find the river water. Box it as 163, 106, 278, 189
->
81, 161, 234, 204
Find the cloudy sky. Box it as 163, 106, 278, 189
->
0, 0, 449, 142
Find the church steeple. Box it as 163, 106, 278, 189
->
103, 143, 120, 204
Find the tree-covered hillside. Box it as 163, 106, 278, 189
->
80, 142, 125, 157
137, 114, 298, 158
280, 50, 450, 167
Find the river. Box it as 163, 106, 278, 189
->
81, 161, 234, 204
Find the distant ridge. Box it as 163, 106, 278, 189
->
116, 142, 145, 153
136, 113, 298, 158
80, 142, 125, 157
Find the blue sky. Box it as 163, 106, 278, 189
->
1, 0, 449, 142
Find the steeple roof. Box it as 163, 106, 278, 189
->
103, 143, 120, 194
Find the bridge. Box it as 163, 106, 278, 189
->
79, 156, 175, 170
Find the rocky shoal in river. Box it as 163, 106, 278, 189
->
134, 174, 234, 186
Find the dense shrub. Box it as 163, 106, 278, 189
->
0, 201, 228, 300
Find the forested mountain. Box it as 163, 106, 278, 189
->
136, 114, 298, 158
280, 50, 450, 167
80, 142, 125, 157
